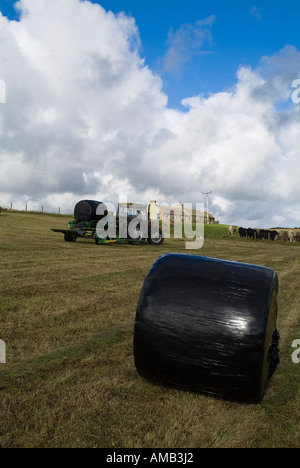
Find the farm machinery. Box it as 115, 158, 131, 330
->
51, 200, 164, 246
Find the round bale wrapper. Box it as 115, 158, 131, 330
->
134, 253, 280, 403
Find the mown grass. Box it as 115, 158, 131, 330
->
0, 211, 299, 448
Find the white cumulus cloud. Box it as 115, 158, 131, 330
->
0, 0, 299, 228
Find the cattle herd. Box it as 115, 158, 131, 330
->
228, 225, 300, 242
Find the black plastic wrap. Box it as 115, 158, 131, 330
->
134, 253, 280, 403
74, 200, 107, 223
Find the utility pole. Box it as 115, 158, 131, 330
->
202, 191, 212, 224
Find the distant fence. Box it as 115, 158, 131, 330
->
0, 202, 73, 216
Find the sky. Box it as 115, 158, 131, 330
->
0, 0, 300, 227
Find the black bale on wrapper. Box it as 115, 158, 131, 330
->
134, 253, 280, 404
73, 200, 108, 227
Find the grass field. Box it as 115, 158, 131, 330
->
0, 211, 299, 448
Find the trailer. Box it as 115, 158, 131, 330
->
51, 200, 164, 246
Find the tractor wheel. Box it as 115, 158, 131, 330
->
64, 234, 76, 242
148, 228, 164, 245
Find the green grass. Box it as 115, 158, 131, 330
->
0, 211, 299, 448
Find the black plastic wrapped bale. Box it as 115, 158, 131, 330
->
74, 200, 107, 225
134, 253, 280, 404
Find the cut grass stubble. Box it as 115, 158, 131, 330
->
0, 212, 299, 448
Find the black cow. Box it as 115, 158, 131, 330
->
259, 229, 278, 240
239, 227, 256, 239
239, 227, 246, 238
246, 228, 256, 239
238, 227, 278, 241
269, 230, 279, 241
259, 229, 270, 240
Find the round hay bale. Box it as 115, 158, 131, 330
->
134, 253, 280, 403
74, 200, 107, 224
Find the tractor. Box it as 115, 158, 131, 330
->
51, 200, 164, 246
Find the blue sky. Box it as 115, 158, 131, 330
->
92, 0, 299, 108
2, 0, 300, 108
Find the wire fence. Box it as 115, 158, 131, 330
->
0, 202, 73, 216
